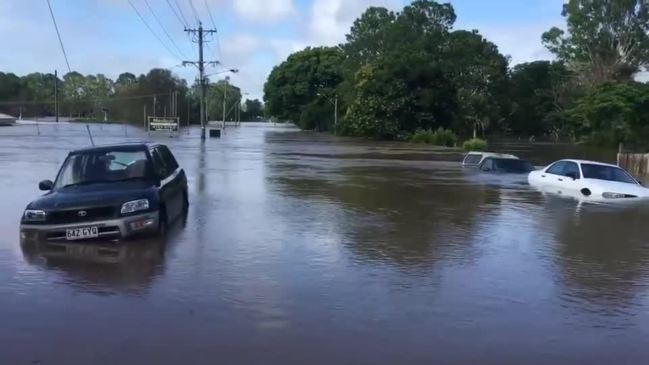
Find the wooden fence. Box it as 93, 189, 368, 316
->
617, 152, 649, 183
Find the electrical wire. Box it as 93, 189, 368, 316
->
204, 0, 217, 29
46, 0, 72, 73
144, 0, 188, 58
188, 0, 200, 23
174, 0, 190, 26
204, 0, 222, 62
0, 92, 177, 106
127, 0, 181, 60
166, 0, 187, 27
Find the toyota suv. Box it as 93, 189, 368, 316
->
20, 143, 188, 243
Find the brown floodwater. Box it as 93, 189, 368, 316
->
1, 122, 649, 365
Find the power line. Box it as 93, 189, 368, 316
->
174, 0, 190, 26
144, 0, 188, 58
188, 0, 200, 23
46, 0, 71, 73
216, 31, 224, 66
204, 0, 222, 62
204, 0, 217, 29
127, 0, 181, 60
166, 0, 187, 27
0, 92, 177, 105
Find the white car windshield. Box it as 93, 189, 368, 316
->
580, 163, 637, 184
55, 150, 150, 188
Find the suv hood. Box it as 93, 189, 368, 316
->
27, 180, 158, 210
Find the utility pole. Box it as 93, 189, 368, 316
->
222, 76, 229, 128
184, 23, 218, 140
334, 95, 338, 130
54, 69, 59, 123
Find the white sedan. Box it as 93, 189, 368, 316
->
528, 159, 649, 201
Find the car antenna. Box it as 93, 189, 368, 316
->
85, 124, 95, 146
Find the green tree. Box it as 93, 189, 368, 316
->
445, 30, 509, 137
242, 99, 263, 120
508, 61, 571, 137
563, 82, 649, 147
206, 79, 241, 121
115, 72, 137, 92
542, 0, 649, 85
264, 46, 343, 130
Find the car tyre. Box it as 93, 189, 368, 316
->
157, 208, 167, 238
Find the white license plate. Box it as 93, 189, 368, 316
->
65, 226, 99, 240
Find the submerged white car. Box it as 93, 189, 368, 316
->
528, 159, 649, 201
462, 151, 518, 166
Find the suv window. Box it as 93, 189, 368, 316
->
55, 149, 149, 189
150, 148, 170, 179
480, 158, 494, 171
463, 153, 483, 165
562, 162, 580, 179
158, 146, 179, 171
546, 161, 566, 175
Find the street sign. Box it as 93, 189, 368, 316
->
148, 117, 179, 134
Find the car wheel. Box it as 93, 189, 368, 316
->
182, 191, 189, 213
181, 191, 189, 226
157, 208, 167, 238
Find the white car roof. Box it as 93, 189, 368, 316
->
465, 151, 518, 159
556, 159, 619, 168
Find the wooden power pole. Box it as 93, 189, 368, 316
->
184, 23, 218, 140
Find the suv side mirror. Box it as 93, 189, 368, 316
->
565, 172, 578, 180
39, 180, 54, 191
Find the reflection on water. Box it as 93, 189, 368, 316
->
20, 238, 166, 295
2, 123, 649, 365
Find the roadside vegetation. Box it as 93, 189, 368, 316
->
411, 128, 457, 147
0, 69, 264, 124
263, 0, 649, 149
462, 138, 488, 152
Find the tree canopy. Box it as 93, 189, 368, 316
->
0, 68, 250, 127
262, 0, 649, 148
542, 0, 649, 85
264, 46, 343, 131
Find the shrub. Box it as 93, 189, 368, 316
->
462, 138, 487, 151
410, 127, 458, 147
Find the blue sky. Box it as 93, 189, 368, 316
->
0, 0, 565, 100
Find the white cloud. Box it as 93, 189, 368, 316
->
233, 0, 295, 22
465, 23, 555, 66
307, 0, 402, 45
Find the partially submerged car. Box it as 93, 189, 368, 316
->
462, 151, 518, 167
20, 143, 188, 243
478, 157, 535, 174
528, 159, 649, 201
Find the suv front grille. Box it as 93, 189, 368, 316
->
47, 207, 116, 224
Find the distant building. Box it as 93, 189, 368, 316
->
0, 113, 16, 126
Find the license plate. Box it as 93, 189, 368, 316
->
66, 226, 99, 240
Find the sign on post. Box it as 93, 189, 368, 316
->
147, 117, 179, 136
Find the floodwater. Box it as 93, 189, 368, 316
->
2, 123, 649, 365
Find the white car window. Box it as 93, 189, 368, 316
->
545, 161, 566, 175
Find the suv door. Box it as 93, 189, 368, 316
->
158, 145, 186, 220
151, 146, 180, 222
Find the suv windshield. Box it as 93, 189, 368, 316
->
491, 158, 534, 173
580, 163, 637, 184
55, 150, 150, 188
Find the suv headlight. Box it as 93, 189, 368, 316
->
23, 209, 47, 222
602, 192, 634, 199
120, 199, 150, 214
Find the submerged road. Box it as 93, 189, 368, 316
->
1, 123, 649, 364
